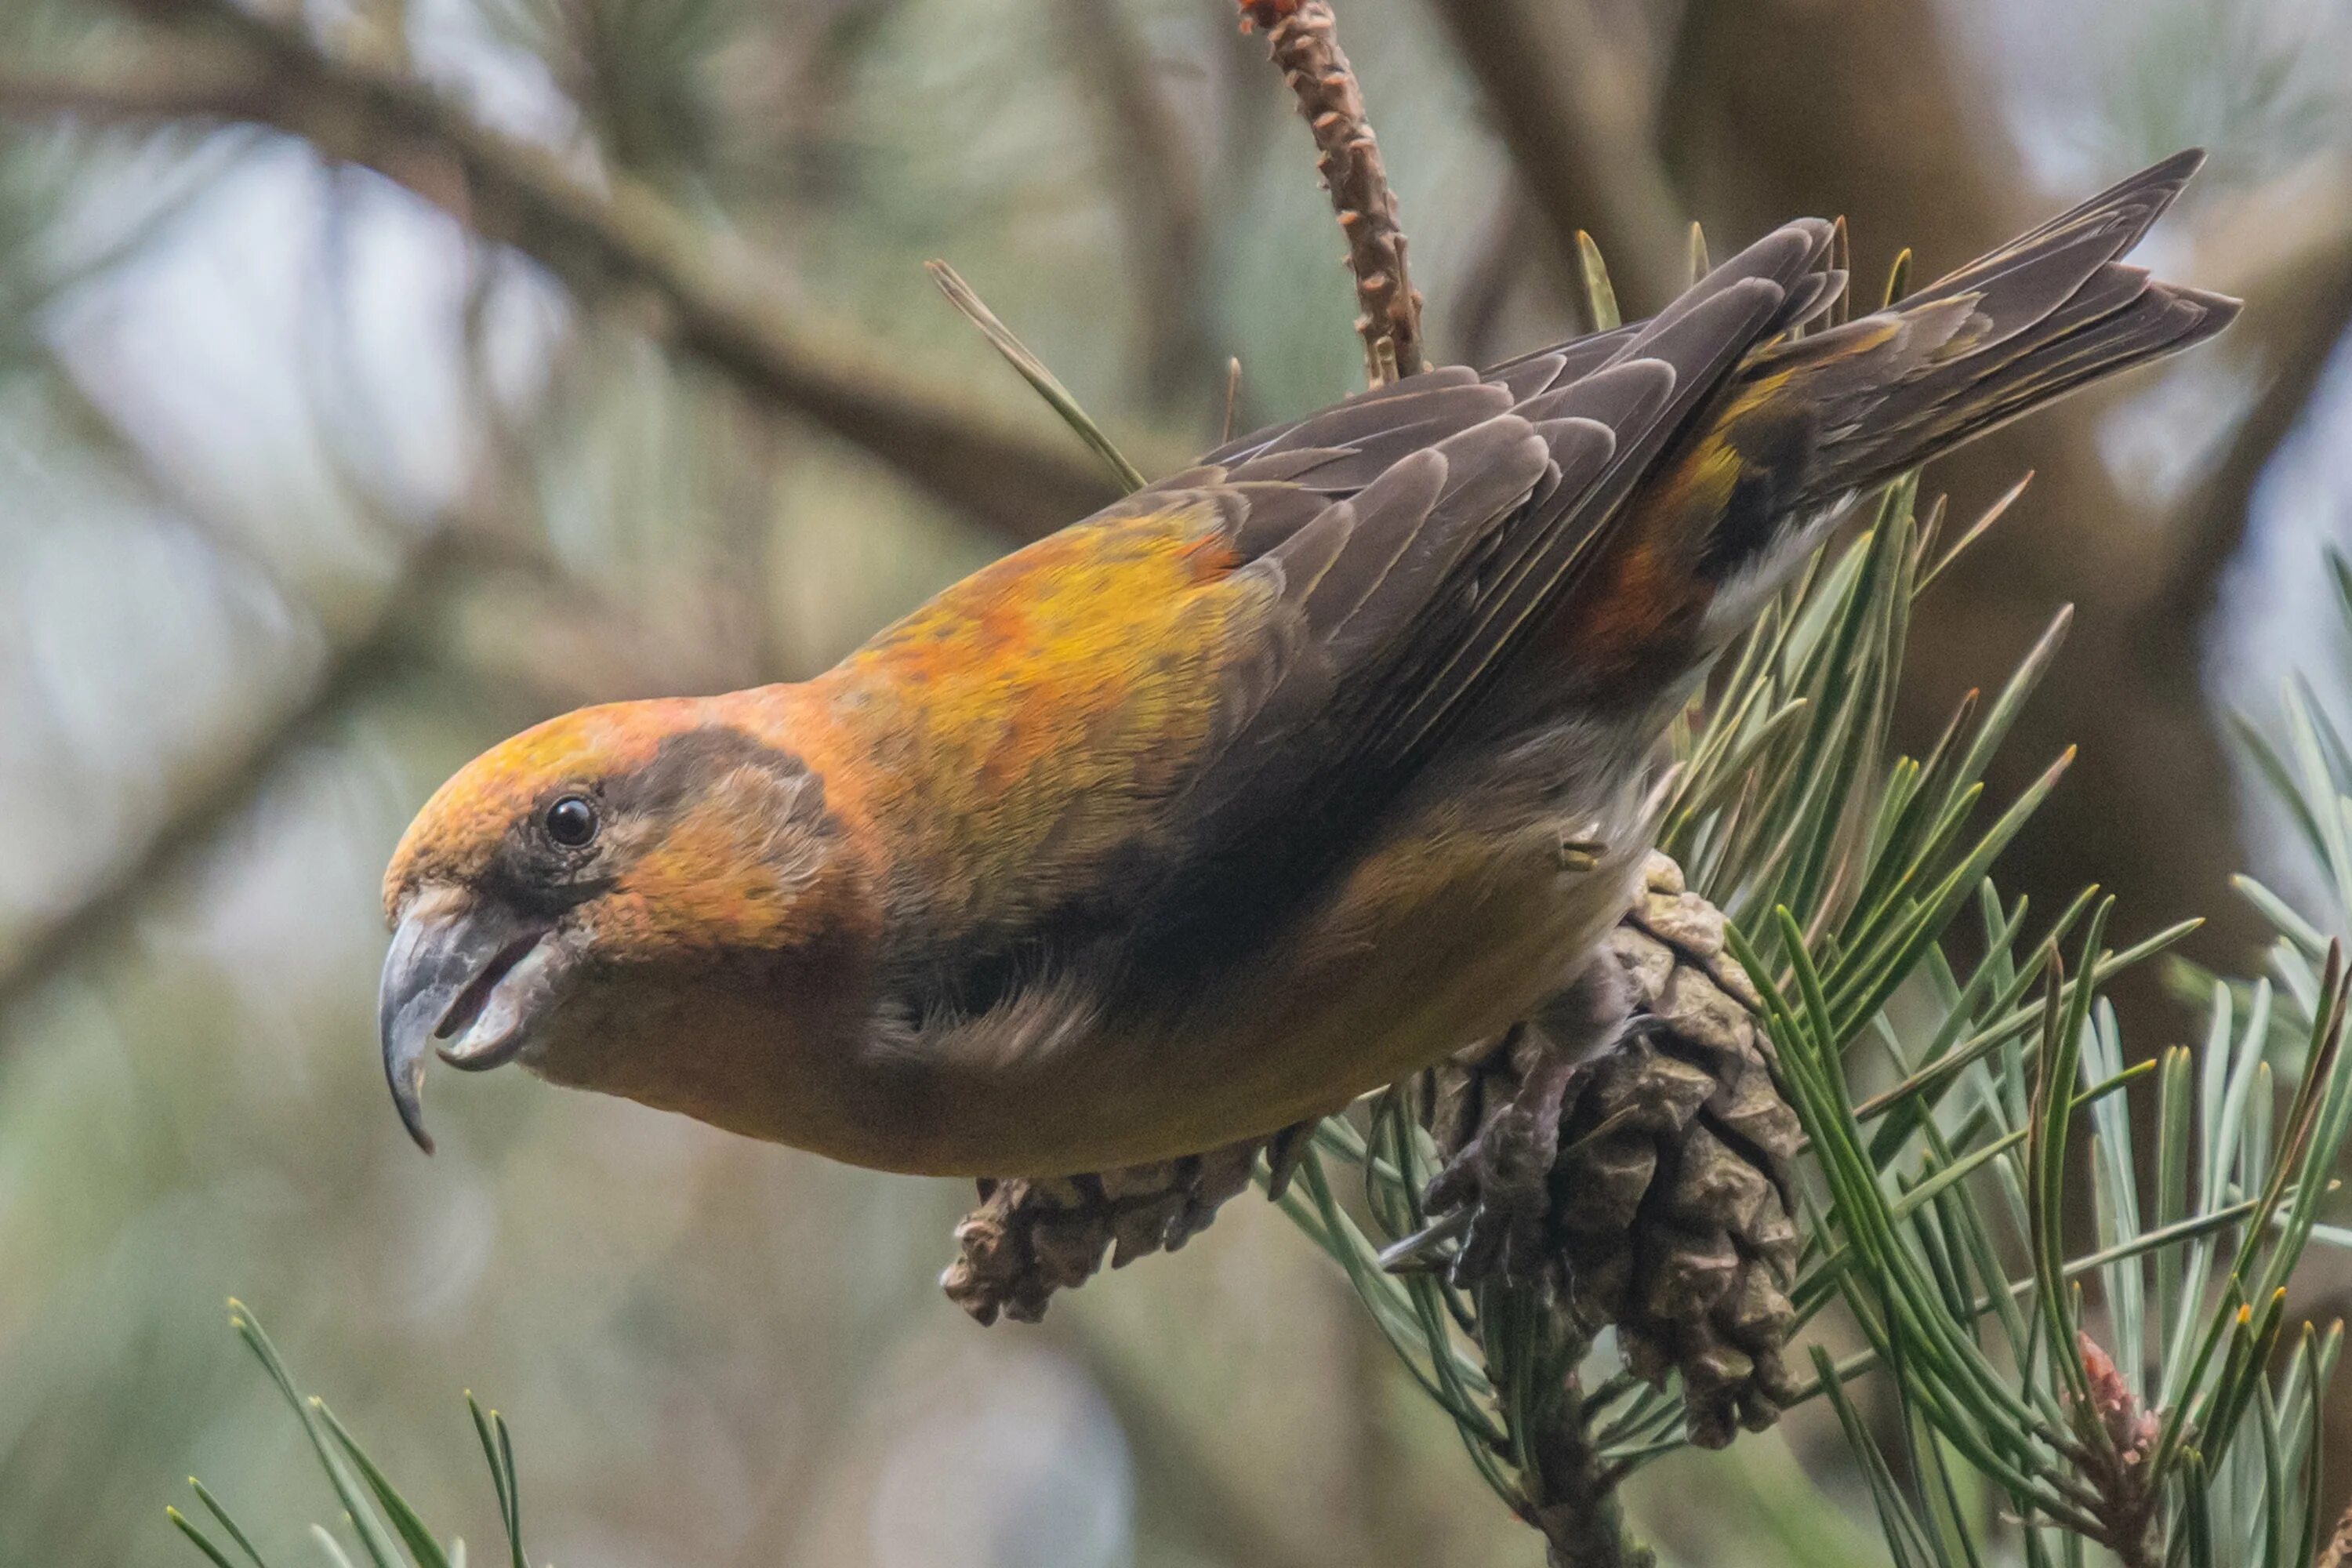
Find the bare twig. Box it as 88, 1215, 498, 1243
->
1218, 20, 1668, 1565
1238, 0, 1424, 384
0, 1, 1123, 545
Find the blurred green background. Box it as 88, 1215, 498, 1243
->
1, 0, 2350, 1563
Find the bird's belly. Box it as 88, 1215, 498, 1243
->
845, 789, 1648, 1176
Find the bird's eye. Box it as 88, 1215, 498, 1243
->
543, 794, 598, 848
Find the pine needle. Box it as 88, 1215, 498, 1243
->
925, 260, 1148, 493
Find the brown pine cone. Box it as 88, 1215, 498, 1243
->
1429, 851, 1804, 1449
940, 1142, 1264, 1324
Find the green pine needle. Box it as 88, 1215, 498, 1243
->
925, 260, 1149, 494
1576, 230, 1622, 332
176, 1305, 532, 1568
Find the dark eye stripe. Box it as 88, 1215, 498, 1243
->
609, 725, 816, 816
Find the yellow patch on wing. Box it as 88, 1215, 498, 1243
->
812, 498, 1264, 938
1537, 338, 1868, 688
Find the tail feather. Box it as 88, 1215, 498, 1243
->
1753, 150, 2239, 505
1492, 150, 2234, 706
1927, 279, 2236, 445
1906, 146, 2205, 310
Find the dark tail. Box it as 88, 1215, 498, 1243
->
1759, 148, 2240, 505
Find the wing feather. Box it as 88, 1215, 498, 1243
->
869, 221, 1838, 997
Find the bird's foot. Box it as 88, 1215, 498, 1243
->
1418, 1076, 1573, 1285
1384, 962, 1645, 1287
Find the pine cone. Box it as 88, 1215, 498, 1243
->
1430, 851, 1804, 1449
941, 1142, 1263, 1324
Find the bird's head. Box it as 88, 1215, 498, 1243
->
377, 695, 860, 1152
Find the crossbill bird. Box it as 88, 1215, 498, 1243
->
380, 154, 2233, 1218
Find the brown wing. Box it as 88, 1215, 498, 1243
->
869, 222, 1842, 1014
1013, 221, 1840, 993
1173, 218, 1838, 833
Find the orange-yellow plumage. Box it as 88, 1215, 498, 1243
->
808, 498, 1261, 938
384, 699, 687, 898
376, 153, 2236, 1189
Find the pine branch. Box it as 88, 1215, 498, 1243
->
0, 0, 1124, 545
1651, 0, 2272, 1004
1524, 1372, 1649, 1568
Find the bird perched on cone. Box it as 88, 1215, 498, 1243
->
380, 153, 2234, 1264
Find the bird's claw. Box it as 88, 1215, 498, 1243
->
1376, 1207, 1470, 1273
1418, 1098, 1566, 1286
1261, 1117, 1320, 1200
1386, 962, 1653, 1286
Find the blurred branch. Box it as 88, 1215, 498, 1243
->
46, 358, 314, 621
1653, 0, 2261, 990
0, 483, 733, 1027
0, 531, 450, 1024
0, 55, 275, 121
1419, 0, 1684, 316
0, 0, 1124, 545
1055, 1318, 1338, 1568
2151, 188, 2352, 635
1450, 190, 1535, 364
1054, 0, 1213, 402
